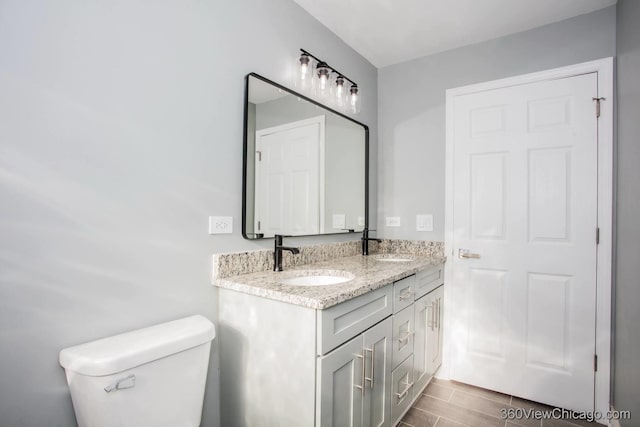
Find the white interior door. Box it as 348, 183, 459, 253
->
255, 116, 324, 237
450, 72, 598, 412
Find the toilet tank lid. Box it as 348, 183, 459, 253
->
59, 315, 215, 376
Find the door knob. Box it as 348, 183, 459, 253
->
458, 249, 480, 259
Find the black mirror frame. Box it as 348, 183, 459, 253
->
242, 72, 369, 240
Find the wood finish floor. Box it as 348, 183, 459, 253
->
399, 378, 602, 427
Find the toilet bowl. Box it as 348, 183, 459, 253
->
59, 315, 215, 427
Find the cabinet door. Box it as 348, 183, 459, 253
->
362, 317, 392, 427
413, 294, 432, 394
317, 335, 364, 427
427, 286, 444, 374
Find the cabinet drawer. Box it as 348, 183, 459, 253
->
415, 265, 443, 300
393, 275, 415, 313
317, 285, 393, 355
392, 305, 414, 368
391, 354, 414, 425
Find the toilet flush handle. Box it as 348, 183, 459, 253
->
104, 374, 136, 393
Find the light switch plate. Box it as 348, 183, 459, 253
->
332, 214, 346, 229
385, 216, 401, 227
416, 214, 433, 232
209, 216, 233, 234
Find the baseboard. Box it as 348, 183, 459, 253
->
609, 405, 622, 427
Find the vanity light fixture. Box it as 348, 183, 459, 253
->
294, 49, 361, 114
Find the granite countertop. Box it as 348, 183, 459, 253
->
215, 254, 446, 310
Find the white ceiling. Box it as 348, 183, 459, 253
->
292, 0, 617, 68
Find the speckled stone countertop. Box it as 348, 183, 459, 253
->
215, 254, 445, 310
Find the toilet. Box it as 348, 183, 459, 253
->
59, 315, 215, 427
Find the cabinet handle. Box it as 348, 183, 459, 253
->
436, 298, 441, 329
399, 288, 413, 301
364, 347, 374, 389
395, 380, 414, 400
397, 330, 414, 345
354, 352, 365, 395
429, 301, 436, 331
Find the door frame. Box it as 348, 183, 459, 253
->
443, 57, 613, 415
254, 115, 326, 235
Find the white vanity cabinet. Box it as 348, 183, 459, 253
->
218, 262, 444, 427
390, 265, 445, 426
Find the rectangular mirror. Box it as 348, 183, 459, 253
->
243, 73, 368, 239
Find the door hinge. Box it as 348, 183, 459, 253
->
593, 97, 605, 118
256, 150, 262, 161
596, 227, 600, 244
594, 354, 598, 372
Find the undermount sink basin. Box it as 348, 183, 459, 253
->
373, 254, 416, 263
280, 270, 354, 286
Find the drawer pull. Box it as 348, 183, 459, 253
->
399, 289, 413, 301
428, 301, 437, 331
397, 330, 414, 345
354, 352, 365, 395
364, 347, 374, 389
395, 380, 414, 400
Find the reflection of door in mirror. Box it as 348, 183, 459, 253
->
255, 116, 325, 237
243, 73, 368, 240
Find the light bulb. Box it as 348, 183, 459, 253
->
294, 53, 313, 92
333, 75, 346, 109
316, 62, 331, 100
348, 84, 360, 114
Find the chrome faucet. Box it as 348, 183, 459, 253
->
274, 235, 300, 271
362, 228, 382, 256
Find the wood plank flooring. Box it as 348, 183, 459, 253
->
399, 379, 602, 427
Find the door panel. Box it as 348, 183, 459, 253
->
413, 295, 431, 393
317, 335, 363, 427
466, 269, 507, 360
428, 286, 444, 373
363, 317, 392, 427
450, 73, 598, 412
528, 147, 571, 242
255, 117, 322, 237
470, 152, 507, 240
525, 273, 572, 371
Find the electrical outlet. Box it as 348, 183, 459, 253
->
209, 216, 233, 234
357, 216, 365, 226
385, 216, 401, 227
332, 214, 346, 229
416, 214, 433, 232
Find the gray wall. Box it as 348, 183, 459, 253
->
614, 0, 640, 423
377, 6, 616, 240
0, 1, 377, 426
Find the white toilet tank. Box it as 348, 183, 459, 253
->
59, 315, 215, 427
